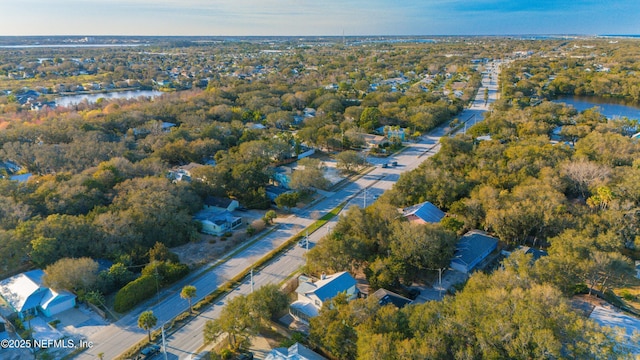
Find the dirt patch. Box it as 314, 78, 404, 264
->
173, 209, 268, 267
172, 232, 249, 267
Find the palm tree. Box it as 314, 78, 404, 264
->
180, 285, 197, 313
138, 310, 157, 342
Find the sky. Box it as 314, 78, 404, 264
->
1, 0, 639, 37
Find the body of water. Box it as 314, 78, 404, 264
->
55, 90, 164, 107
0, 44, 145, 49
552, 95, 640, 120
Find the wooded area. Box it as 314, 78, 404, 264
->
1, 37, 639, 358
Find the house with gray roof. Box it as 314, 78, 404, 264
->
450, 230, 499, 274
194, 210, 242, 236
402, 201, 445, 224
290, 272, 358, 323
0, 270, 76, 320
265, 342, 326, 360
372, 288, 412, 308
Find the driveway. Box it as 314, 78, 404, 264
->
413, 269, 468, 303
54, 305, 109, 340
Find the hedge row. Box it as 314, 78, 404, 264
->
114, 275, 157, 313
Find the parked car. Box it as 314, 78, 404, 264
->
140, 344, 160, 358
407, 288, 421, 300
298, 239, 309, 248
391, 161, 398, 166
381, 163, 389, 168
235, 352, 254, 360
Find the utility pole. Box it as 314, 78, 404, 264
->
161, 324, 168, 360
364, 187, 367, 208
250, 268, 254, 293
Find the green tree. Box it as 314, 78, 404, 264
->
336, 150, 366, 173
180, 285, 197, 313
251, 284, 289, 319
263, 210, 277, 226
43, 257, 99, 292
289, 158, 331, 192
388, 222, 456, 282
274, 192, 300, 210
204, 295, 261, 351
359, 107, 381, 132
138, 310, 158, 342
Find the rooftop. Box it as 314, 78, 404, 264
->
402, 201, 445, 223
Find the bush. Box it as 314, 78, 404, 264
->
141, 261, 190, 286
573, 283, 589, 295
251, 219, 266, 233
620, 290, 636, 301
114, 275, 157, 313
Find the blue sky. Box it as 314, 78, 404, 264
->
1, 0, 638, 36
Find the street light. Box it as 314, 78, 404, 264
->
161, 322, 168, 360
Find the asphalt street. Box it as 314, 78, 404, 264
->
75, 60, 502, 360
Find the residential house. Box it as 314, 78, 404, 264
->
168, 162, 203, 183
518, 246, 548, 261
401, 201, 445, 224
372, 288, 412, 308
161, 122, 176, 132
290, 272, 358, 324
0, 270, 76, 319
266, 185, 291, 203
361, 134, 388, 149
266, 343, 326, 360
9, 173, 32, 183
450, 230, 499, 274
194, 210, 242, 236
303, 108, 316, 118
203, 196, 239, 212
376, 126, 406, 141
272, 166, 293, 189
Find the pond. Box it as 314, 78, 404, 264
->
552, 95, 640, 120
55, 90, 164, 107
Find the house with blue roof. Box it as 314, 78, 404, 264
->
450, 230, 499, 274
402, 201, 446, 224
0, 270, 76, 319
290, 272, 358, 324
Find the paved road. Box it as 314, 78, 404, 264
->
76, 61, 501, 360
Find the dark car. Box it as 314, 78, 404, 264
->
140, 344, 160, 358
391, 161, 398, 166
381, 163, 389, 168
407, 288, 420, 300
235, 352, 254, 360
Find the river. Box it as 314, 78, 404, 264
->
55, 90, 164, 107
552, 95, 640, 120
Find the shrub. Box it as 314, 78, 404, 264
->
620, 289, 636, 301
251, 219, 266, 233
114, 275, 157, 313
141, 261, 190, 286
